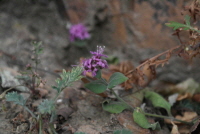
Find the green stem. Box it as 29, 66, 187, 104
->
110, 88, 193, 125
24, 106, 37, 118
49, 123, 57, 134
141, 110, 193, 125
110, 88, 135, 111
39, 114, 43, 134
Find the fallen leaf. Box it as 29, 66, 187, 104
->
171, 121, 180, 134
190, 118, 200, 133
192, 93, 200, 103
175, 111, 197, 123
177, 93, 192, 101
12, 113, 26, 123
176, 78, 200, 95
168, 93, 179, 106
165, 111, 197, 124
122, 90, 144, 108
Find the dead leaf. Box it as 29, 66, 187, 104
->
110, 61, 138, 90
190, 118, 200, 133
165, 111, 197, 124
12, 113, 26, 123
177, 93, 192, 101
122, 90, 144, 108
192, 93, 200, 103
171, 121, 180, 134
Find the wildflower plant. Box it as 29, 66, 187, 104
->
16, 41, 45, 98
83, 45, 199, 131
3, 1, 200, 133
4, 42, 84, 133
82, 46, 108, 77
69, 23, 90, 47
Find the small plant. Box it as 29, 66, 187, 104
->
16, 41, 45, 98
81, 46, 195, 131
80, 0, 200, 131
3, 41, 84, 133
5, 66, 83, 133
69, 23, 90, 47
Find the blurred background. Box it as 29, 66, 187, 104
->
0, 0, 199, 86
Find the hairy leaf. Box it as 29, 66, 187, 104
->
85, 79, 107, 93
38, 99, 55, 114
108, 72, 128, 89
185, 15, 191, 26
6, 92, 26, 106
133, 108, 160, 130
144, 91, 172, 116
113, 129, 132, 134
53, 66, 83, 93
102, 100, 129, 113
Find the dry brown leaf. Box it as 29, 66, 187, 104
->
177, 93, 192, 101
190, 118, 200, 133
192, 93, 200, 103
122, 90, 144, 108
165, 111, 197, 124
176, 111, 197, 122
110, 61, 138, 90
12, 113, 26, 123
171, 121, 180, 134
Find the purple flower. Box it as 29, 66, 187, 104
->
69, 23, 90, 42
82, 46, 108, 77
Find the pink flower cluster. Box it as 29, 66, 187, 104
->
82, 46, 108, 77
69, 23, 90, 42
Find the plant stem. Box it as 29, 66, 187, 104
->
24, 106, 37, 118
110, 88, 193, 125
143, 112, 193, 125
110, 88, 135, 111
49, 123, 57, 134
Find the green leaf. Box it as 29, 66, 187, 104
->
144, 91, 171, 116
133, 107, 160, 130
106, 56, 119, 65
102, 100, 129, 113
165, 21, 190, 30
113, 129, 132, 134
108, 72, 128, 89
53, 66, 83, 93
185, 15, 191, 26
85, 79, 107, 93
6, 92, 26, 106
165, 15, 200, 33
38, 99, 55, 114
74, 132, 88, 134
95, 70, 102, 79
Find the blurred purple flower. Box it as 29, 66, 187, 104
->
82, 46, 108, 77
69, 23, 90, 42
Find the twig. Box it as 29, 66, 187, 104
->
125, 45, 181, 76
